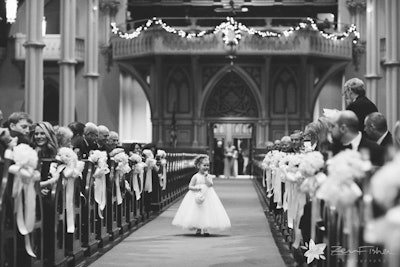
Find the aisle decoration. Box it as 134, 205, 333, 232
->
316, 149, 371, 208
88, 150, 110, 219
110, 148, 131, 205
9, 144, 40, 257
157, 149, 167, 190
299, 151, 326, 196
50, 147, 84, 233
130, 153, 145, 200
143, 149, 158, 193
365, 153, 400, 255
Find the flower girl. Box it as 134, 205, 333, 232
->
172, 155, 231, 236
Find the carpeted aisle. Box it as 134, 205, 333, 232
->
90, 179, 287, 267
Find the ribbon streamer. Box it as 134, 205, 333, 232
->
115, 171, 123, 205
93, 167, 108, 219
159, 165, 167, 190
10, 165, 40, 258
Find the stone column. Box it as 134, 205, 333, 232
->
24, 0, 44, 121
191, 56, 200, 147
365, 0, 380, 103
257, 120, 269, 148
346, 0, 367, 78
59, 0, 77, 125
385, 0, 400, 129
99, 0, 120, 44
85, 0, 100, 123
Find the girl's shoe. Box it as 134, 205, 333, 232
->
203, 229, 210, 237
195, 229, 202, 236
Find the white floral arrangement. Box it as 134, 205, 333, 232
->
270, 150, 286, 169
316, 150, 371, 208
13, 143, 39, 172
298, 151, 324, 178
113, 151, 131, 174
326, 150, 371, 182
370, 154, 400, 209
143, 149, 157, 168
156, 149, 167, 166
282, 154, 305, 184
129, 153, 142, 164
262, 152, 273, 170
89, 150, 109, 172
56, 147, 85, 179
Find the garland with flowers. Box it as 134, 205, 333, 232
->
111, 17, 360, 45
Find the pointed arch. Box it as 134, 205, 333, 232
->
165, 66, 191, 113
270, 67, 299, 115
118, 62, 153, 115
310, 62, 348, 114
200, 65, 263, 119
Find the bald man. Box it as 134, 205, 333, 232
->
330, 110, 384, 166
97, 125, 110, 151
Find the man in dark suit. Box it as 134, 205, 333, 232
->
364, 112, 393, 148
73, 122, 99, 160
330, 110, 384, 166
343, 78, 378, 132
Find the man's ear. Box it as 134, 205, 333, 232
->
9, 123, 16, 131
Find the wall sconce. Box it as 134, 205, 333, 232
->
6, 0, 18, 24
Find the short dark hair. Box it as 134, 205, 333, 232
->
8, 112, 32, 125
366, 112, 388, 132
68, 121, 85, 136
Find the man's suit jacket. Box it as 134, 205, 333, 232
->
74, 138, 97, 160
359, 136, 385, 166
332, 136, 385, 166
346, 95, 378, 132
380, 131, 393, 148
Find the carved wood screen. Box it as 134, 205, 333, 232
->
166, 67, 191, 113
272, 68, 298, 115
204, 71, 258, 117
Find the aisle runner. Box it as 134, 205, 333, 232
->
90, 179, 286, 267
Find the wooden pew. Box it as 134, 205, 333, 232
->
0, 159, 17, 267
80, 161, 100, 255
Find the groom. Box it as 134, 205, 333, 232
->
329, 110, 384, 166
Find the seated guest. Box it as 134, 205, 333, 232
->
7, 111, 32, 144
54, 126, 73, 148
280, 136, 294, 153
330, 110, 384, 166
107, 131, 120, 151
73, 122, 99, 160
290, 130, 303, 153
31, 121, 59, 160
273, 139, 281, 151
364, 112, 393, 148
128, 142, 142, 157
97, 125, 110, 151
68, 121, 85, 148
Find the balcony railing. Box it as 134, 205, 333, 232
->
112, 27, 353, 60
13, 34, 85, 62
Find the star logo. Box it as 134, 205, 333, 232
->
301, 239, 326, 264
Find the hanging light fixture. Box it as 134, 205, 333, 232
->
6, 0, 18, 24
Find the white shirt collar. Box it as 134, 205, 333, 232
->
344, 132, 362, 151
377, 131, 389, 145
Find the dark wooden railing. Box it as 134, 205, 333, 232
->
0, 151, 203, 267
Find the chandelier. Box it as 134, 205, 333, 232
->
6, 0, 18, 23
